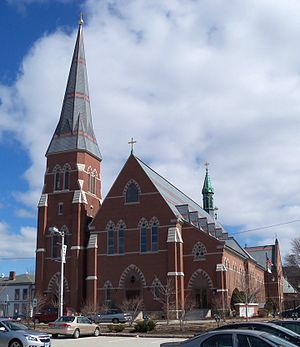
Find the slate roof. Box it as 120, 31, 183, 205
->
0, 273, 34, 286
245, 245, 275, 270
283, 277, 298, 294
46, 21, 101, 160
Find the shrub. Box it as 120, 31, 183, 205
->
134, 320, 156, 333
107, 324, 125, 332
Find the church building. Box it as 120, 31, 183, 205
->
35, 19, 283, 317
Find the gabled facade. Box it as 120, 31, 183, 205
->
87, 154, 266, 315
35, 19, 102, 310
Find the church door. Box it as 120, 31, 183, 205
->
195, 288, 208, 308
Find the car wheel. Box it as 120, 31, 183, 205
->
34, 318, 40, 324
112, 318, 120, 323
9, 340, 23, 347
73, 328, 80, 339
94, 327, 100, 337
52, 333, 58, 338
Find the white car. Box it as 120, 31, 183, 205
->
0, 318, 51, 347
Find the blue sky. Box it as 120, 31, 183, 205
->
1, 0, 300, 276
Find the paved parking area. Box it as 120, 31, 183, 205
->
51, 335, 186, 347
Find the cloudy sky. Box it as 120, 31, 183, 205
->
0, 0, 299, 275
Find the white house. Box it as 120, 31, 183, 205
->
0, 271, 35, 317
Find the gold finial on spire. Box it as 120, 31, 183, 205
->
79, 12, 84, 25
128, 137, 137, 154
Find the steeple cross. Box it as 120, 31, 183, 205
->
128, 137, 137, 154
205, 161, 209, 170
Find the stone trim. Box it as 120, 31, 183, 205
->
167, 227, 183, 243
167, 272, 184, 276
38, 194, 48, 207
70, 246, 85, 250
86, 276, 97, 280
36, 248, 46, 253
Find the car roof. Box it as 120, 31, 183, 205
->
272, 320, 300, 323
217, 321, 300, 336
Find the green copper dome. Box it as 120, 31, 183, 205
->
202, 167, 214, 194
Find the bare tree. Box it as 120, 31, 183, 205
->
285, 238, 300, 267
120, 296, 144, 325
81, 299, 100, 316
157, 278, 176, 324
178, 293, 195, 330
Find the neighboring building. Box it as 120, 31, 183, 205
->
283, 266, 300, 293
245, 241, 284, 313
283, 277, 299, 310
35, 19, 283, 317
0, 272, 34, 317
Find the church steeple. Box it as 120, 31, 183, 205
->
202, 163, 215, 217
46, 16, 101, 160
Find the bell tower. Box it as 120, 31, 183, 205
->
35, 17, 102, 310
202, 162, 215, 217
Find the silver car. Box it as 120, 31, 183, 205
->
0, 318, 51, 347
88, 310, 132, 323
160, 329, 297, 347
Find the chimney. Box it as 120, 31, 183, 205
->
9, 271, 16, 280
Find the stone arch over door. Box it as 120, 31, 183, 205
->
188, 269, 213, 309
119, 264, 146, 300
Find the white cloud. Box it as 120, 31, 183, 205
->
0, 222, 36, 258
1, 0, 300, 259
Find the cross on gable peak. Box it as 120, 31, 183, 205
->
128, 137, 137, 154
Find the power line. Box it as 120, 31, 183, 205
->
0, 257, 35, 260
232, 219, 300, 235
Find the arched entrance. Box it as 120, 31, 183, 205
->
188, 269, 213, 309
119, 264, 146, 300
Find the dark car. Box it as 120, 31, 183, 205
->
87, 309, 132, 324
0, 318, 51, 347
215, 321, 300, 346
160, 329, 297, 347
33, 307, 75, 323
271, 320, 300, 335
282, 306, 300, 319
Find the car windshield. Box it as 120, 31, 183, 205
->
55, 316, 75, 323
262, 332, 298, 347
3, 321, 29, 331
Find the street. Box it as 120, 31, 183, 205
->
51, 335, 186, 347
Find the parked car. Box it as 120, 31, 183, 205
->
215, 321, 300, 346
87, 309, 132, 323
48, 315, 100, 338
33, 306, 75, 323
160, 329, 297, 347
0, 318, 51, 347
271, 320, 300, 334
282, 306, 300, 319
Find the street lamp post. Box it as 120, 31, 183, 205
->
49, 227, 66, 318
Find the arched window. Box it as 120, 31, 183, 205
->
124, 181, 140, 203
53, 166, 61, 191
151, 222, 158, 252
51, 234, 59, 258
192, 241, 207, 260
140, 220, 148, 253
63, 165, 70, 190
87, 167, 92, 192
107, 223, 115, 255
152, 278, 161, 300
118, 224, 125, 254
104, 281, 112, 302
92, 170, 97, 195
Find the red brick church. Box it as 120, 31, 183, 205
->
35, 20, 284, 317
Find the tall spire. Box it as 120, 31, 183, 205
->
46, 16, 102, 160
202, 162, 215, 217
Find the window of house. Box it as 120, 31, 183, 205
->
13, 304, 19, 315
58, 202, 63, 215
125, 182, 139, 203
92, 172, 97, 194
153, 280, 161, 299
22, 303, 27, 315
22, 289, 28, 301
140, 223, 147, 252
151, 224, 158, 251
118, 225, 125, 254
14, 289, 20, 301
108, 226, 114, 255
64, 168, 70, 190
54, 170, 61, 191
104, 282, 112, 302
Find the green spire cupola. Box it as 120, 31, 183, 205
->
46, 17, 102, 160
202, 163, 215, 217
